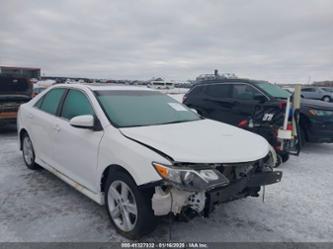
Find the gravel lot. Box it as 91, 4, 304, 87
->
1, 122, 333, 242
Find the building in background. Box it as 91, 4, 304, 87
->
0, 66, 41, 79
313, 81, 333, 87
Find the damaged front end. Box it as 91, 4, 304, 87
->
151, 150, 282, 218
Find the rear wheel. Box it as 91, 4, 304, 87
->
22, 133, 40, 170
105, 171, 157, 239
322, 96, 331, 102
300, 127, 307, 147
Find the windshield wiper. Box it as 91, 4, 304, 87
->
159, 119, 199, 125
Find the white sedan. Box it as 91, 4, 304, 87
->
17, 84, 282, 239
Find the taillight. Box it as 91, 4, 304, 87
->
278, 101, 287, 109
287, 122, 293, 131
238, 119, 248, 128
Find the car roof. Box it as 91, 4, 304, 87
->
53, 83, 154, 92
193, 78, 267, 86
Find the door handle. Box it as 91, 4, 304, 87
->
55, 125, 61, 132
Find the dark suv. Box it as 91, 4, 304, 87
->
183, 78, 296, 162
183, 78, 290, 125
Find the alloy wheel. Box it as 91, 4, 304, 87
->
23, 136, 34, 165
107, 180, 138, 232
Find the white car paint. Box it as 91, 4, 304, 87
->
17, 84, 270, 206
121, 119, 269, 164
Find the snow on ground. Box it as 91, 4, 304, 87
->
1, 116, 333, 242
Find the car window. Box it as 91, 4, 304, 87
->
302, 88, 315, 92
232, 84, 263, 100
61, 89, 94, 120
38, 88, 65, 115
322, 88, 333, 93
95, 90, 200, 127
34, 97, 44, 108
205, 84, 232, 98
255, 82, 290, 99
189, 85, 204, 96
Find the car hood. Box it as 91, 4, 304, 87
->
120, 119, 270, 164
301, 99, 333, 111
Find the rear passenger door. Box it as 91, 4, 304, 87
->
30, 88, 66, 167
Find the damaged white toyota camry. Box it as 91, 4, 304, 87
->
17, 84, 282, 239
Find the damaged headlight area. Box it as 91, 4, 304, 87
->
262, 145, 278, 169
152, 162, 230, 192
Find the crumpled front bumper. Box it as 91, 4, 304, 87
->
204, 171, 282, 215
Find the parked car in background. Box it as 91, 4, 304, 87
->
17, 84, 281, 239
0, 76, 32, 126
322, 87, 333, 94
32, 85, 48, 97
183, 78, 295, 163
281, 86, 295, 94
301, 87, 333, 102
299, 98, 333, 144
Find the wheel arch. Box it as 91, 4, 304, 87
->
100, 164, 161, 194
19, 128, 28, 150
322, 95, 331, 101
100, 164, 135, 193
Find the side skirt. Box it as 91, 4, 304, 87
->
36, 158, 105, 205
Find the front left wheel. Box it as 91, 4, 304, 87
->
322, 96, 331, 102
105, 170, 157, 239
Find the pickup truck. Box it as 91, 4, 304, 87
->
0, 76, 32, 126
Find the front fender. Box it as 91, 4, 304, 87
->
96, 128, 169, 191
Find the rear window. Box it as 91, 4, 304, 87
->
38, 88, 65, 115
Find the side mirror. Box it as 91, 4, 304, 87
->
254, 95, 267, 103
70, 115, 95, 129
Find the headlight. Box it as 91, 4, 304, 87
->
153, 162, 229, 191
264, 145, 278, 169
309, 109, 333, 116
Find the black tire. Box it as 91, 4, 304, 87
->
105, 170, 157, 239
322, 96, 331, 102
22, 133, 40, 170
281, 153, 289, 163
300, 127, 307, 147
277, 150, 289, 163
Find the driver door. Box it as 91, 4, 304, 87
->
230, 84, 267, 124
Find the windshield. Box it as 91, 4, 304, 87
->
255, 82, 291, 99
95, 90, 200, 128
322, 88, 333, 93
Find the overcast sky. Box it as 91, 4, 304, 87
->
1, 0, 332, 83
